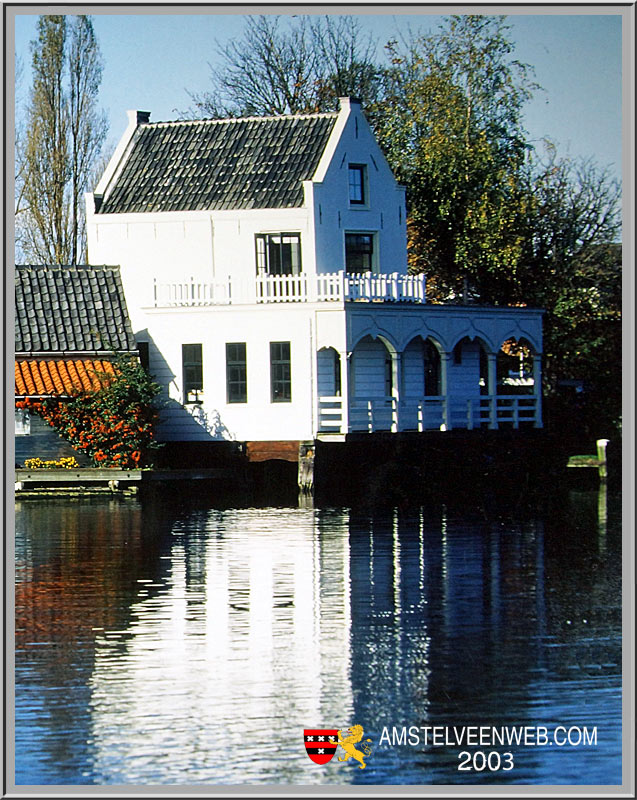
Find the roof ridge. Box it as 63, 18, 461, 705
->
15, 264, 122, 271
143, 110, 340, 128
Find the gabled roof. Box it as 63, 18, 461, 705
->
97, 112, 338, 214
15, 359, 117, 397
15, 265, 136, 354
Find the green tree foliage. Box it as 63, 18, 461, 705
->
185, 14, 382, 117
520, 148, 622, 438
17, 15, 107, 264
371, 15, 539, 304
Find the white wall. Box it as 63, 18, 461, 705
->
139, 303, 345, 442
311, 101, 407, 276
87, 206, 314, 334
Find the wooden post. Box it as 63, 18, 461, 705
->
596, 439, 609, 481
297, 442, 315, 494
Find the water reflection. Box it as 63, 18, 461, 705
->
15, 490, 621, 786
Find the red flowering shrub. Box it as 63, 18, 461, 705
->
17, 355, 162, 469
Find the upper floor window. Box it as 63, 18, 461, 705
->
182, 343, 203, 403
348, 164, 367, 205
345, 233, 374, 273
226, 342, 247, 403
256, 233, 302, 276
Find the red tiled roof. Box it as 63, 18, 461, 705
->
15, 359, 116, 397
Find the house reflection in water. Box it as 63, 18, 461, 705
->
86, 508, 354, 784
347, 510, 548, 739
18, 497, 619, 786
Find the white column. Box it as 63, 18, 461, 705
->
340, 351, 350, 434
487, 353, 497, 429
392, 350, 401, 432
441, 353, 452, 430
533, 355, 543, 428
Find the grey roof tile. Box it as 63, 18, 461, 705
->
98, 112, 338, 214
15, 265, 137, 354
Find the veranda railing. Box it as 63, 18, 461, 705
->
152, 271, 426, 306
318, 395, 541, 434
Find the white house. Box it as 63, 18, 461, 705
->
86, 98, 543, 445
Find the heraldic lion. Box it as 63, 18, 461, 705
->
335, 725, 372, 769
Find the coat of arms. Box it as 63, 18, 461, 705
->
303, 729, 338, 764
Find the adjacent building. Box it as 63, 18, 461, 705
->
14, 264, 137, 465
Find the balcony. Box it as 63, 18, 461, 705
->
152, 272, 426, 307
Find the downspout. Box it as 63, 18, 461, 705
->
309, 313, 316, 438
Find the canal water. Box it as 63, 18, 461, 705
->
14, 487, 622, 787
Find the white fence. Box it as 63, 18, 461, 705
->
318, 395, 541, 434
153, 272, 426, 306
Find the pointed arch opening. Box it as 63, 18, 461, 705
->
497, 338, 536, 395
402, 336, 442, 398
317, 346, 341, 398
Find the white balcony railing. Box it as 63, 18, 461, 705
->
318, 395, 541, 434
152, 271, 426, 307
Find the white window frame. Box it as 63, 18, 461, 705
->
255, 232, 302, 276
344, 231, 377, 274
15, 408, 31, 436
348, 164, 368, 206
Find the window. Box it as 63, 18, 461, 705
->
348, 164, 366, 205
182, 343, 203, 403
345, 233, 374, 273
385, 354, 393, 397
138, 341, 150, 372
270, 342, 291, 402
15, 408, 30, 436
226, 343, 247, 403
256, 233, 302, 275
423, 340, 441, 396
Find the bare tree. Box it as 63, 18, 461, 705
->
310, 15, 383, 109
18, 15, 107, 264
184, 14, 381, 118
67, 16, 107, 264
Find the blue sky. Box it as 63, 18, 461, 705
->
12, 9, 624, 180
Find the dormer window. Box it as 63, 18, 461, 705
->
348, 165, 367, 205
